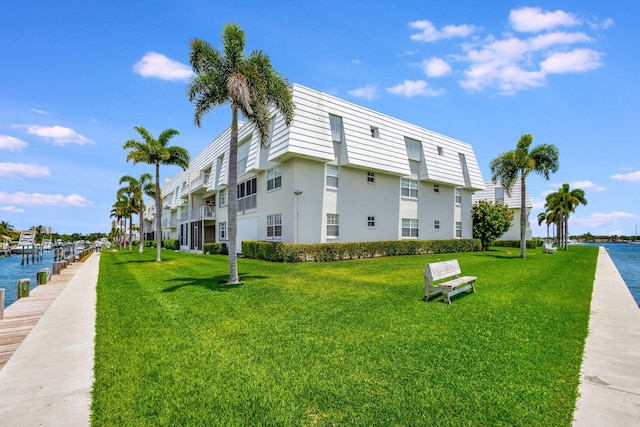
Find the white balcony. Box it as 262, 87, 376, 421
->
191, 206, 216, 220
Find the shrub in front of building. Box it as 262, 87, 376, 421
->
242, 239, 481, 263
203, 243, 228, 255
163, 239, 179, 250
492, 239, 538, 249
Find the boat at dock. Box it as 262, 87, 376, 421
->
10, 230, 36, 254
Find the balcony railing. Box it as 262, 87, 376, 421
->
180, 212, 188, 222
191, 174, 210, 192
191, 206, 216, 220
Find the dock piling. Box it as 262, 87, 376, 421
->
17, 279, 30, 299
0, 288, 4, 319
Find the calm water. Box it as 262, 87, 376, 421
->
592, 243, 640, 307
1, 251, 54, 309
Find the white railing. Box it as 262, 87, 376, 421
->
191, 206, 216, 220
191, 174, 210, 192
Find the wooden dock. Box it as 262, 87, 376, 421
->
0, 259, 86, 370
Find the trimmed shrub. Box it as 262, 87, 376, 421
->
242, 239, 481, 263
493, 240, 538, 249
163, 239, 179, 250
203, 243, 228, 255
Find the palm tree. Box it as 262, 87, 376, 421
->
123, 127, 190, 261
490, 134, 559, 258
187, 23, 295, 284
119, 173, 154, 253
545, 184, 587, 250
110, 196, 129, 249
537, 211, 551, 243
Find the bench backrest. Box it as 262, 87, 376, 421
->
424, 260, 462, 282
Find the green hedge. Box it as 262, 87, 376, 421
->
203, 243, 228, 255
242, 239, 481, 263
493, 239, 538, 249
162, 239, 179, 250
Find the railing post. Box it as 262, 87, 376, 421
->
0, 288, 4, 319
17, 279, 30, 299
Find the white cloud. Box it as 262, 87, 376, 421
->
510, 7, 581, 33
531, 197, 546, 209
410, 20, 475, 42
11, 124, 93, 145
570, 212, 636, 229
386, 80, 444, 97
540, 48, 603, 73
570, 180, 606, 192
589, 18, 614, 31
0, 192, 91, 207
0, 135, 28, 151
0, 163, 50, 178
0, 206, 24, 213
347, 85, 378, 100
133, 52, 193, 81
31, 108, 49, 115
611, 171, 640, 182
422, 58, 452, 77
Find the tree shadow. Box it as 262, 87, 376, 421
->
161, 274, 267, 293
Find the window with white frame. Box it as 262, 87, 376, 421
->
495, 187, 504, 205
456, 221, 462, 238
368, 216, 375, 228
237, 140, 250, 173
326, 164, 339, 188
367, 171, 375, 183
402, 218, 419, 238
327, 214, 339, 237
455, 187, 462, 204
401, 178, 418, 198
434, 184, 439, 193
265, 116, 276, 147
370, 126, 379, 138
219, 188, 227, 206
404, 137, 422, 161
267, 165, 282, 191
267, 214, 282, 238
434, 220, 440, 231
238, 177, 257, 211
437, 146, 444, 156
219, 222, 227, 240
329, 114, 344, 143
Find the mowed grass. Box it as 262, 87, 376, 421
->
91, 245, 598, 426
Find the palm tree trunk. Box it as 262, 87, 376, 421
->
227, 105, 240, 284
128, 215, 133, 250
520, 175, 526, 258
138, 210, 144, 253
155, 163, 162, 262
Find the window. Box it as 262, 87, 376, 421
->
219, 222, 227, 240
368, 216, 376, 228
367, 171, 375, 183
495, 187, 504, 205
219, 188, 227, 206
265, 116, 276, 147
455, 187, 462, 205
434, 184, 439, 193
456, 221, 462, 238
402, 218, 419, 238
370, 126, 379, 138
405, 137, 422, 161
329, 114, 344, 143
434, 220, 440, 231
437, 146, 444, 156
267, 214, 282, 238
267, 165, 282, 191
327, 214, 339, 237
238, 177, 257, 211
401, 178, 418, 198
326, 164, 339, 188
237, 140, 250, 173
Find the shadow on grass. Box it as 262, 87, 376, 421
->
161, 274, 268, 293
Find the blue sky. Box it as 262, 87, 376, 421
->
1, 1, 637, 237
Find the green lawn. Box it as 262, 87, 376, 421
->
91, 245, 598, 426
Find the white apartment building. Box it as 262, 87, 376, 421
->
149, 84, 486, 253
471, 180, 533, 241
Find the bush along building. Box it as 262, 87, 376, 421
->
146, 84, 486, 253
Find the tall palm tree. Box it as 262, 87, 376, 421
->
545, 184, 587, 250
110, 196, 129, 249
187, 23, 295, 284
123, 127, 190, 261
490, 134, 559, 258
119, 173, 154, 253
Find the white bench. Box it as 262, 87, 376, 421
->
543, 243, 557, 253
423, 260, 476, 304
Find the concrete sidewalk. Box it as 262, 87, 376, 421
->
0, 252, 98, 426
573, 246, 640, 425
